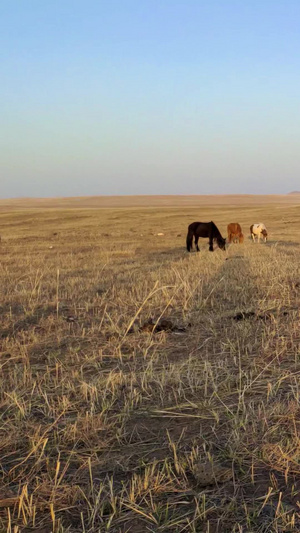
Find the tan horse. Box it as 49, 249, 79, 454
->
250, 223, 268, 242
227, 223, 244, 244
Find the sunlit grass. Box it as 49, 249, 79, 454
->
1, 198, 300, 531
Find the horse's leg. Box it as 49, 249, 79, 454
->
209, 237, 214, 252
195, 235, 200, 252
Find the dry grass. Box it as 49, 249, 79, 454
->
1, 196, 300, 532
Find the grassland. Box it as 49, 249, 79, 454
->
1, 195, 300, 532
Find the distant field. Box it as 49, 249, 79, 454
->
1, 193, 300, 209
1, 195, 300, 532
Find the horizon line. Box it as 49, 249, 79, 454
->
1, 192, 298, 201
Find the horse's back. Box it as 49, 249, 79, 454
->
187, 221, 223, 238
258, 223, 267, 231
188, 221, 202, 231
228, 222, 242, 234
188, 221, 213, 237
251, 223, 267, 233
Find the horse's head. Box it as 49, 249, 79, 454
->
217, 237, 226, 251
262, 229, 268, 241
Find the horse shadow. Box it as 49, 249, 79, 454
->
150, 241, 227, 261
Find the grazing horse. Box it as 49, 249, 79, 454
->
250, 223, 268, 242
227, 223, 244, 244
186, 221, 226, 252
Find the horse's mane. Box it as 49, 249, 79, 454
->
210, 221, 222, 239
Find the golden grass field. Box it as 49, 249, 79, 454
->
1, 194, 300, 532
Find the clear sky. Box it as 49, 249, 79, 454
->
1, 0, 300, 197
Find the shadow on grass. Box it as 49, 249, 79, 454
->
268, 239, 300, 248
90, 251, 292, 531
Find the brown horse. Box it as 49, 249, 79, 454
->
186, 221, 226, 252
227, 223, 244, 244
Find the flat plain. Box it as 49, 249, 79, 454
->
1, 194, 300, 532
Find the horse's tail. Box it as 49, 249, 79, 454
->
186, 227, 194, 252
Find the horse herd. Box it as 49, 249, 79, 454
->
186, 221, 268, 252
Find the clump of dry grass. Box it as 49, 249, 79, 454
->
1, 199, 300, 531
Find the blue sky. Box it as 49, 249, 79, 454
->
1, 0, 300, 197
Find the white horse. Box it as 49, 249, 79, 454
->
250, 223, 268, 242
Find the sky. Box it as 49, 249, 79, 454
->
1, 0, 300, 197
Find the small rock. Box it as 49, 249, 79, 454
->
157, 233, 164, 236
65, 316, 77, 322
